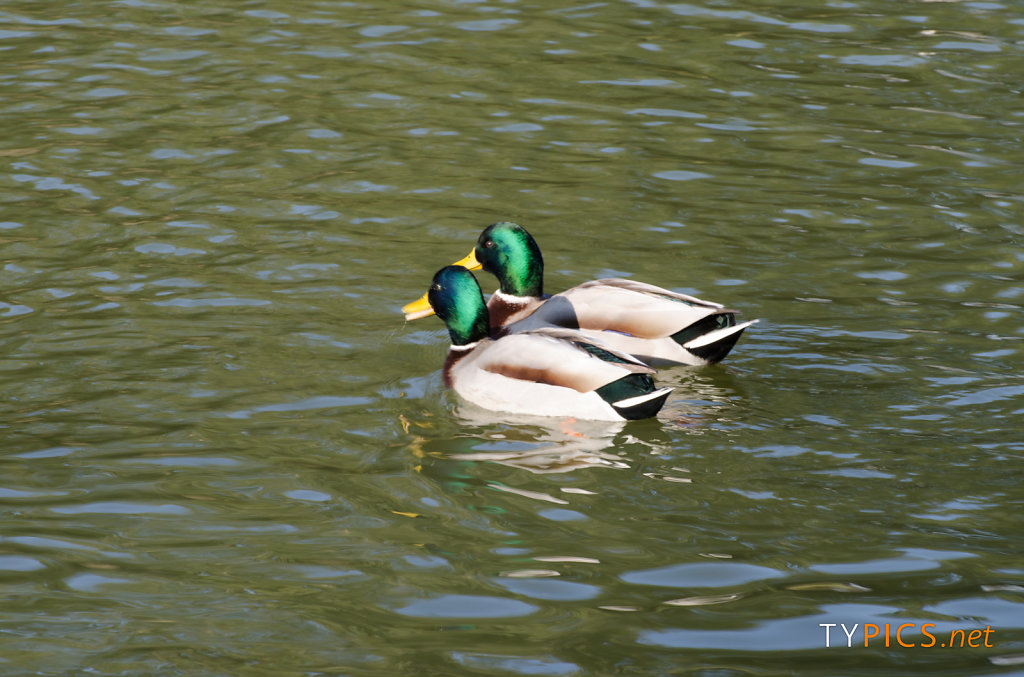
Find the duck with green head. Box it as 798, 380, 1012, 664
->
405, 222, 758, 366
409, 265, 673, 421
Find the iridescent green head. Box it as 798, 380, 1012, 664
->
474, 222, 544, 298
427, 265, 490, 346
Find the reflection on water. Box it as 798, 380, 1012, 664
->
422, 369, 744, 474
448, 437, 631, 474
447, 404, 632, 474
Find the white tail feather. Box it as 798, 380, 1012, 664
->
683, 319, 759, 350
613, 387, 674, 409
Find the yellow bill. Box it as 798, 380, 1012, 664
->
452, 248, 482, 271
402, 248, 482, 321
402, 293, 435, 321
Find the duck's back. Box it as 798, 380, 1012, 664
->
448, 328, 669, 420
495, 278, 754, 366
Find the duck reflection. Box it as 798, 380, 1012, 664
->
405, 365, 745, 475
448, 403, 630, 473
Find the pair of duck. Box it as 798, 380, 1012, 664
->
403, 222, 757, 422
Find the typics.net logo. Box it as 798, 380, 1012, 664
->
821, 623, 995, 648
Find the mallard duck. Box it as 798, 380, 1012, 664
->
403, 265, 673, 421
405, 222, 758, 366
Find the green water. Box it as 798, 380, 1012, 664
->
1, 1, 1022, 675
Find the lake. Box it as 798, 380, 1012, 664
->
1, 0, 1022, 675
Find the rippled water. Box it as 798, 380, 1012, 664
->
1, 1, 1022, 675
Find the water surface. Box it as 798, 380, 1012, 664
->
1, 1, 1022, 675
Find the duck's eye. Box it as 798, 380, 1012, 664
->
431, 283, 441, 291
483, 239, 494, 248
